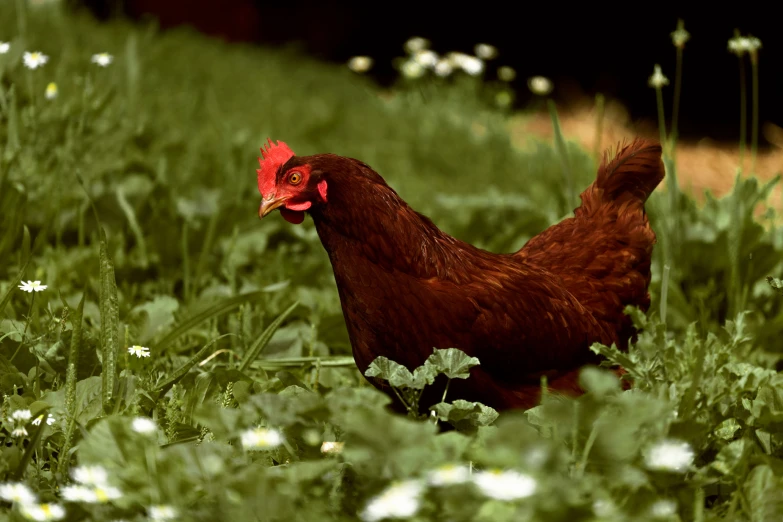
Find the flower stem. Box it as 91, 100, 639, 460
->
440, 378, 452, 404
655, 87, 667, 152
11, 293, 35, 362
738, 56, 747, 172
750, 53, 759, 174
671, 45, 684, 155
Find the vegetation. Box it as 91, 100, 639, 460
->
1, 4, 781, 521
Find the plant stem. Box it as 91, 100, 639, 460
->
671, 45, 684, 156
738, 56, 747, 172
660, 264, 670, 326
440, 378, 452, 404
655, 87, 667, 152
750, 53, 759, 174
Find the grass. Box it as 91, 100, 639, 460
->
2, 4, 783, 521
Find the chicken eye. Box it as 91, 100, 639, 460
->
288, 172, 303, 185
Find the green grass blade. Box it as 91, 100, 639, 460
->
155, 291, 269, 353
116, 186, 148, 268
253, 355, 356, 370
99, 228, 120, 414
239, 301, 299, 372
154, 333, 233, 396
547, 99, 574, 212
0, 225, 31, 317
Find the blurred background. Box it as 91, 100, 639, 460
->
67, 0, 780, 147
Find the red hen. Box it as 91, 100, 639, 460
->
256, 138, 665, 411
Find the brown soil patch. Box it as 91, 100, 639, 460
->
508, 98, 783, 211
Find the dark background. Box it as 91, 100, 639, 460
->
71, 0, 780, 147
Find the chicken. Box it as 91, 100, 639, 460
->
256, 138, 665, 412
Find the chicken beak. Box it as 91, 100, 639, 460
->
259, 195, 289, 218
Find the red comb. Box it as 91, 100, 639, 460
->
257, 138, 296, 197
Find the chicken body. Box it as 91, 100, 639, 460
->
257, 139, 665, 411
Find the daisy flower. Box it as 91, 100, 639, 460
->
19, 502, 66, 521
320, 441, 344, 455
12, 427, 29, 438
347, 56, 373, 73
131, 416, 157, 434
474, 43, 498, 60
60, 485, 99, 503
72, 465, 109, 488
45, 83, 57, 100
241, 427, 283, 450
650, 499, 678, 518
427, 463, 471, 486
23, 51, 49, 70
412, 49, 438, 68
361, 480, 423, 522
399, 60, 426, 79
128, 345, 150, 358
403, 37, 429, 54
644, 439, 694, 473
90, 52, 113, 67
18, 280, 47, 293
0, 482, 37, 504
527, 76, 553, 96
448, 52, 484, 76
148, 505, 178, 520
0, 42, 10, 54
473, 469, 537, 501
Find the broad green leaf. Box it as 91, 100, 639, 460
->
424, 348, 480, 380
578, 366, 620, 397
431, 399, 498, 433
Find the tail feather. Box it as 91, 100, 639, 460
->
579, 139, 665, 216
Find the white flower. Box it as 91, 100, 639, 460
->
32, 414, 55, 426
648, 64, 669, 89
644, 439, 694, 473
92, 485, 122, 503
0, 42, 10, 54
131, 416, 157, 434
473, 469, 537, 501
403, 37, 429, 54
128, 345, 150, 358
19, 503, 66, 521
412, 49, 438, 68
90, 52, 113, 67
497, 66, 516, 82
427, 464, 471, 486
320, 441, 344, 455
0, 482, 37, 504
241, 427, 283, 450
18, 280, 47, 293
148, 505, 178, 520
23, 51, 49, 70
12, 409, 33, 422
72, 465, 109, 487
361, 480, 423, 522
433, 59, 453, 77
12, 427, 29, 438
347, 56, 373, 73
448, 52, 484, 76
45, 83, 57, 100
727, 34, 760, 56
593, 499, 617, 517
474, 43, 497, 60
61, 485, 98, 503
399, 60, 425, 79
650, 499, 678, 518
527, 75, 553, 96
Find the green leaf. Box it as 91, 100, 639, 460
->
713, 418, 741, 440
423, 348, 480, 380
365, 356, 432, 390
578, 366, 620, 397
239, 301, 299, 372
0, 225, 31, 317
99, 227, 120, 414
155, 291, 268, 353
431, 399, 498, 433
